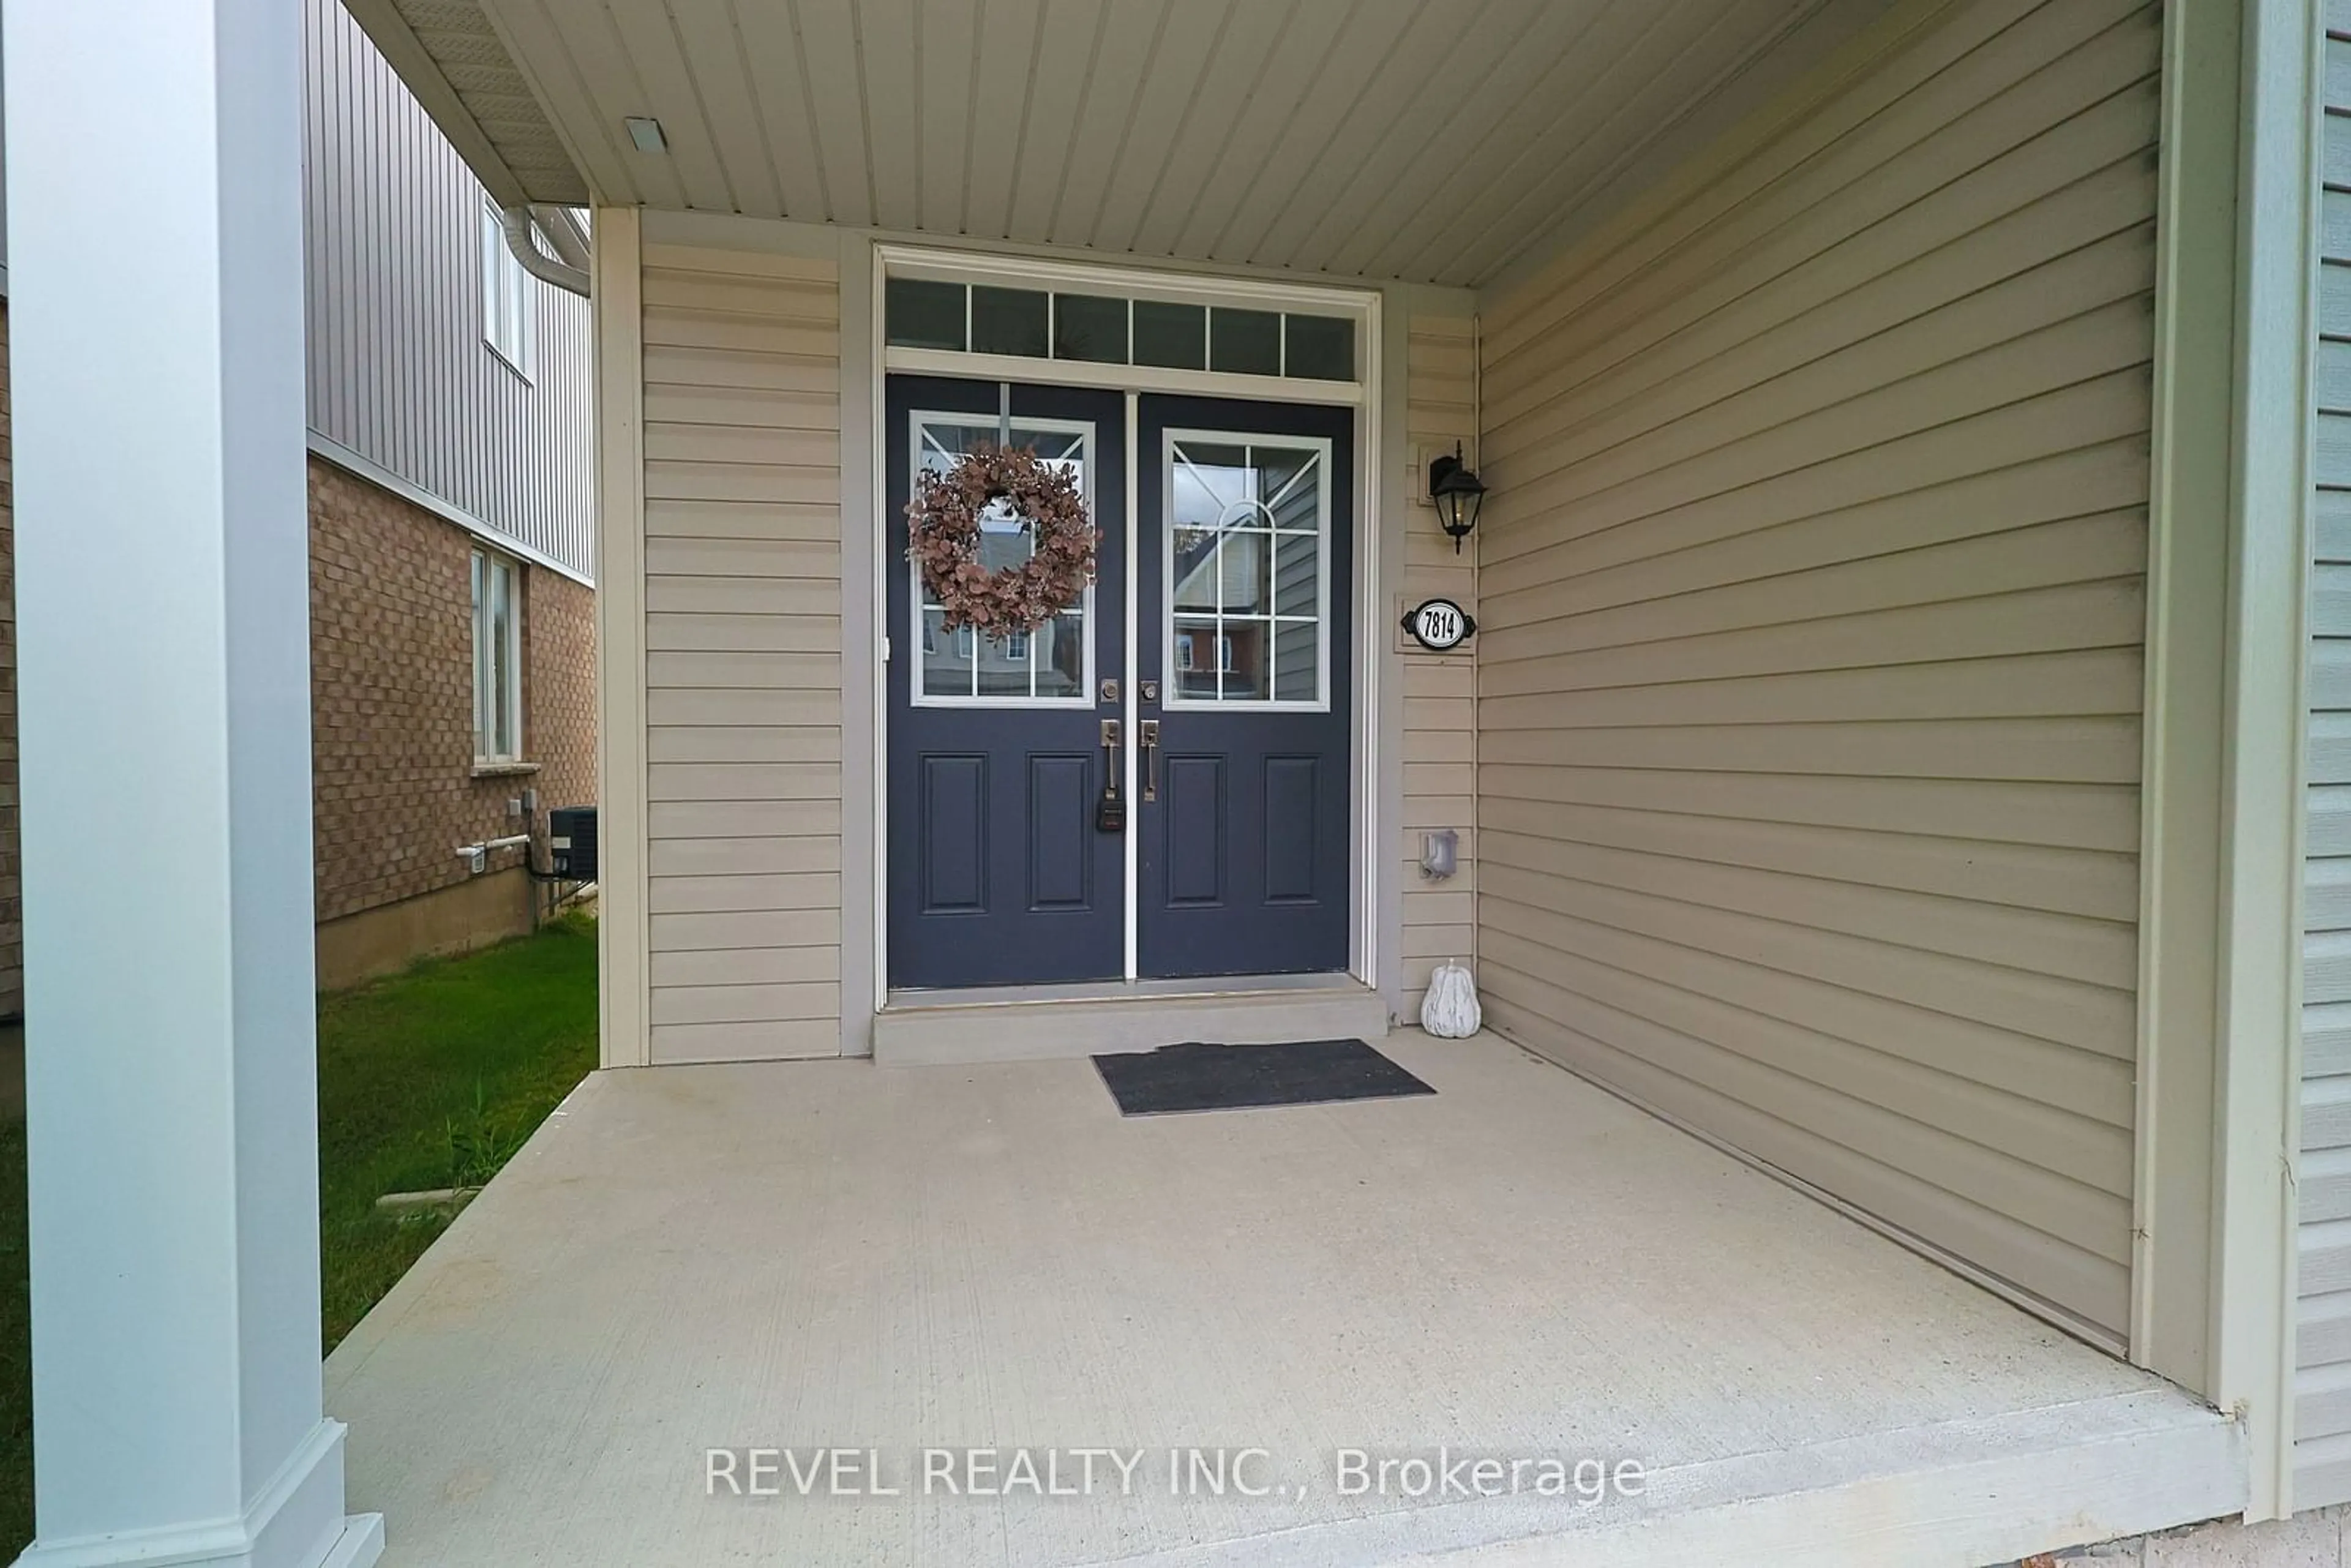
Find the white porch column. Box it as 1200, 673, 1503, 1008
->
5, 2, 381, 1565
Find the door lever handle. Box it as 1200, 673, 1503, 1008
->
1096, 719, 1125, 833
1139, 720, 1160, 804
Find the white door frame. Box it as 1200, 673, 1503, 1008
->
865, 242, 1386, 1011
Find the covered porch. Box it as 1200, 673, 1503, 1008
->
324, 1032, 2235, 1566
7, 0, 2327, 1561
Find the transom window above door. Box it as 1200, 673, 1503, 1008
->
1164, 433, 1330, 710
910, 413, 1094, 705
887, 278, 1357, 384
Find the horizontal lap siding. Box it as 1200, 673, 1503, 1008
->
641, 243, 844, 1063
2300, 17, 2351, 1512
1474, 0, 2155, 1340
1403, 315, 1479, 1017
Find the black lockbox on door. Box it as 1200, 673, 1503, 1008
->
548, 806, 598, 880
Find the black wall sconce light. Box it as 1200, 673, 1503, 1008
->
1428, 442, 1485, 554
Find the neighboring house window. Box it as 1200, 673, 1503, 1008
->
472, 548, 523, 762
1177, 632, 1196, 670
1005, 631, 1030, 661
1218, 633, 1235, 673
479, 200, 535, 377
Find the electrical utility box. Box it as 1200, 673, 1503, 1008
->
548, 806, 599, 880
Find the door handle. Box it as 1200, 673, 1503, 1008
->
1139, 720, 1160, 804
1096, 719, 1125, 833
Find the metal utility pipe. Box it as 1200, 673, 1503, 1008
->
456, 835, 534, 858
498, 205, 588, 298
530, 204, 591, 271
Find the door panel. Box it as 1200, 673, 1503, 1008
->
1027, 754, 1095, 909
920, 754, 986, 913
885, 375, 1126, 988
1261, 757, 1322, 903
1137, 396, 1353, 978
1163, 756, 1226, 906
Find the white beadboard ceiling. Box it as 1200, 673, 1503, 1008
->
389, 0, 1893, 287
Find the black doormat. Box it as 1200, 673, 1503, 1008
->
1092, 1038, 1436, 1116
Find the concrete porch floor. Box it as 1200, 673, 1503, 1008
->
325, 1032, 2240, 1567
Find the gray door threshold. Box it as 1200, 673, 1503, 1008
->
887, 972, 1368, 1010
873, 977, 1390, 1067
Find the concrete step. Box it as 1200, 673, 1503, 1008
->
872, 980, 1392, 1067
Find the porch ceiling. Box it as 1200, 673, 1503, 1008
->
343, 0, 592, 207
364, 0, 1895, 287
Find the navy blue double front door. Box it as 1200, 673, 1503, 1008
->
886, 375, 1351, 991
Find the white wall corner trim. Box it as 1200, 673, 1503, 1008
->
593, 206, 651, 1069
1373, 282, 1411, 1016
2206, 0, 2322, 1523
2136, 0, 2245, 1405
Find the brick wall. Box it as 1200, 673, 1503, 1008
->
526, 554, 597, 823
308, 455, 595, 931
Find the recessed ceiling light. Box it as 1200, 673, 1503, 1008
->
624, 117, 668, 154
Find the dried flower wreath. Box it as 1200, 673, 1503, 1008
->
906, 443, 1097, 637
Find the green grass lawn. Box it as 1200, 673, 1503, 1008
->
315, 910, 599, 1348
0, 910, 599, 1558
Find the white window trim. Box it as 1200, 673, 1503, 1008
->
1161, 428, 1333, 714
472, 546, 525, 765
861, 237, 1389, 1013
480, 198, 537, 381
908, 407, 1098, 710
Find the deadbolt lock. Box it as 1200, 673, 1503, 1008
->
1100, 678, 1119, 703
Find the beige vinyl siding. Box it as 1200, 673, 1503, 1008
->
1472, 0, 2155, 1340
2299, 10, 2351, 1512
1401, 314, 1479, 1018
640, 242, 844, 1063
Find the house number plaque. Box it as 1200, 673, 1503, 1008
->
1401, 597, 1477, 652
